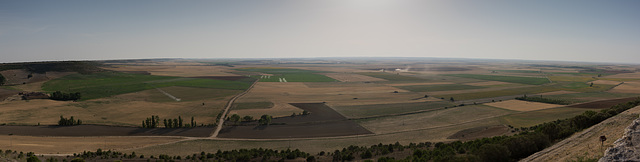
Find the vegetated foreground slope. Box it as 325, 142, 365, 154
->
521, 105, 640, 162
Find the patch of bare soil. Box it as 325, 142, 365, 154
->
568, 97, 640, 109
218, 103, 372, 139
447, 125, 509, 141
521, 106, 640, 162
0, 125, 213, 137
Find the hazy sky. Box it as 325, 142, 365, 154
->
1, 0, 639, 63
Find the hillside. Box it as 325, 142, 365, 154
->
521, 105, 640, 161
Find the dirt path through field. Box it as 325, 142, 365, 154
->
211, 80, 258, 137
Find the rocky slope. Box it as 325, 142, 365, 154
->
599, 115, 640, 162
521, 106, 640, 161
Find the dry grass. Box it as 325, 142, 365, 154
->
0, 91, 230, 126
0, 135, 183, 154
592, 80, 622, 85
358, 105, 514, 134
603, 72, 640, 79
483, 100, 562, 112
521, 106, 640, 161
321, 73, 387, 82
608, 81, 640, 94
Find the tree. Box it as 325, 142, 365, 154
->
259, 115, 272, 125
178, 116, 183, 128
191, 116, 195, 127
173, 118, 178, 128
0, 73, 5, 85
450, 97, 455, 102
164, 119, 168, 128
590, 82, 594, 87
361, 150, 373, 159
302, 110, 310, 115
243, 116, 253, 122
167, 119, 173, 128
474, 144, 510, 162
27, 155, 40, 162
229, 114, 241, 125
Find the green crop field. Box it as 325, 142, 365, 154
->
356, 72, 427, 82
237, 68, 337, 82
395, 84, 484, 92
498, 107, 600, 128
42, 72, 253, 100
332, 101, 456, 118
444, 74, 550, 85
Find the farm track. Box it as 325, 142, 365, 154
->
211, 80, 258, 137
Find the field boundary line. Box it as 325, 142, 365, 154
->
210, 80, 258, 138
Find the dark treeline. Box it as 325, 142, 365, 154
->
50, 91, 81, 101
0, 73, 5, 85
58, 115, 81, 126
143, 115, 198, 128
67, 148, 310, 162
515, 95, 572, 105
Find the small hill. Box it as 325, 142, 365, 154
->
0, 61, 105, 74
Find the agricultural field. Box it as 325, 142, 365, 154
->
331, 101, 455, 118
237, 68, 337, 82
1, 58, 639, 160
42, 72, 253, 100
444, 74, 550, 85
498, 107, 600, 128
395, 84, 484, 92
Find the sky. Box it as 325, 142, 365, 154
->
1, 0, 639, 63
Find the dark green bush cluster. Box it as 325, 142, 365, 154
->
515, 95, 572, 105
58, 115, 81, 126
50, 91, 81, 101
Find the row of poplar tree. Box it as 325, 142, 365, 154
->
141, 115, 196, 128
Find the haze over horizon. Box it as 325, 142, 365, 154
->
1, 0, 639, 64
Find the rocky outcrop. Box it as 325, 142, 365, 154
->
599, 116, 640, 162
